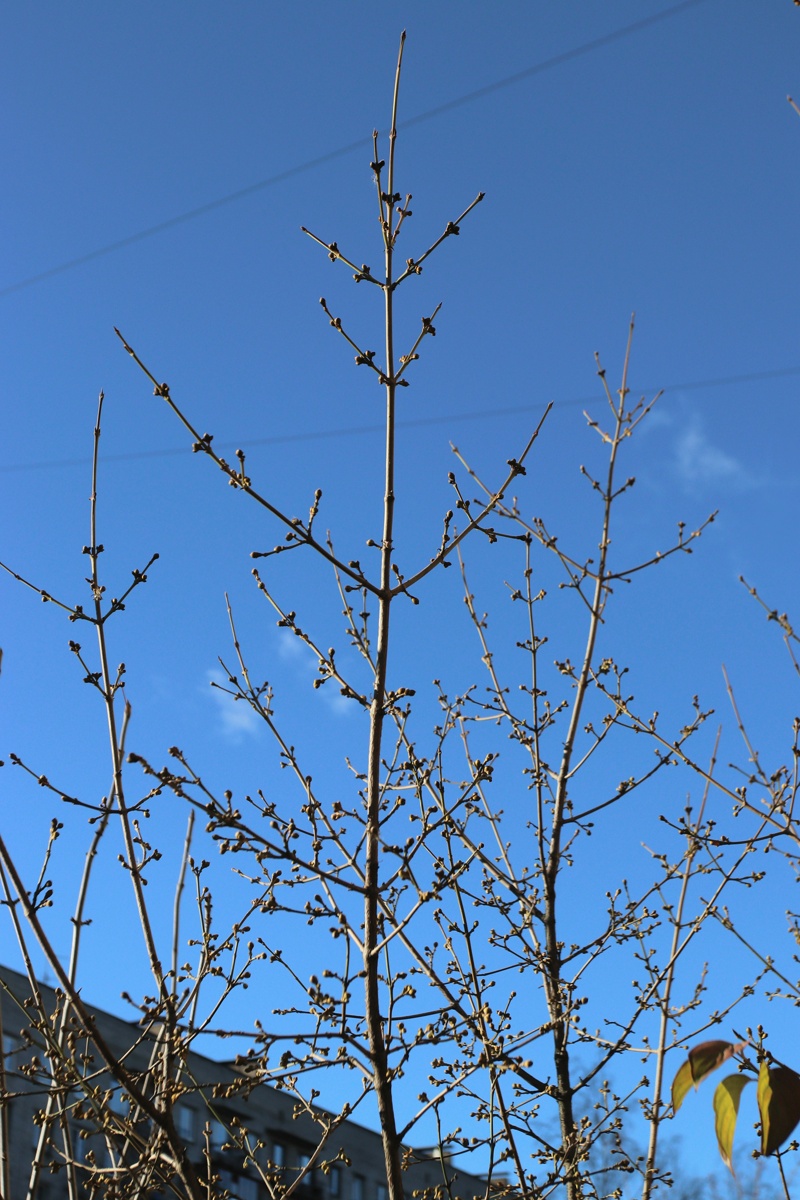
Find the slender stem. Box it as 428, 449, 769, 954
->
88, 394, 167, 996
172, 811, 195, 997
25, 765, 117, 1199
777, 1150, 792, 1200
641, 728, 720, 1200
13, 395, 203, 1200
363, 33, 406, 1200
542, 318, 635, 1199
0, 986, 8, 1200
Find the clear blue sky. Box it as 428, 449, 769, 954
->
2, 0, 799, 1184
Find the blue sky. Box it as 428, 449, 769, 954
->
2, 0, 800, 1185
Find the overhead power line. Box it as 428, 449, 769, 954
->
0, 0, 708, 299
2, 361, 795, 475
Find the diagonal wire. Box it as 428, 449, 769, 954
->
0, 0, 709, 299
2, 361, 796, 475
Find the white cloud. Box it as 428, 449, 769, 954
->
275, 629, 357, 718
674, 417, 750, 491
206, 668, 262, 741
324, 689, 355, 718
630, 399, 674, 437
276, 628, 306, 663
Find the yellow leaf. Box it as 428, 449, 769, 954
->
713, 1074, 750, 1171
672, 1059, 694, 1113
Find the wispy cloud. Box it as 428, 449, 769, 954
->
276, 629, 306, 665
674, 416, 751, 492
276, 629, 356, 718
206, 668, 262, 741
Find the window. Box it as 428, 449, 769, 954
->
270, 1141, 285, 1168
298, 1154, 315, 1192
351, 1175, 365, 1200
237, 1177, 259, 1200
218, 1169, 259, 1200
329, 1167, 342, 1198
209, 1118, 228, 1151
175, 1105, 196, 1143
376, 1186, 387, 1200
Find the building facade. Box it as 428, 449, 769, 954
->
0, 966, 487, 1200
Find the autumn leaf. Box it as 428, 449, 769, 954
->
672, 1059, 694, 1113
758, 1059, 800, 1155
689, 1040, 745, 1085
713, 1074, 750, 1171
672, 1040, 746, 1113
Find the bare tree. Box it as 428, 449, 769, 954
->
1, 35, 796, 1200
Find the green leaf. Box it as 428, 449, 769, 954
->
672, 1059, 694, 1113
713, 1074, 750, 1171
758, 1059, 800, 1155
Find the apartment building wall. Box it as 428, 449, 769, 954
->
0, 966, 486, 1200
